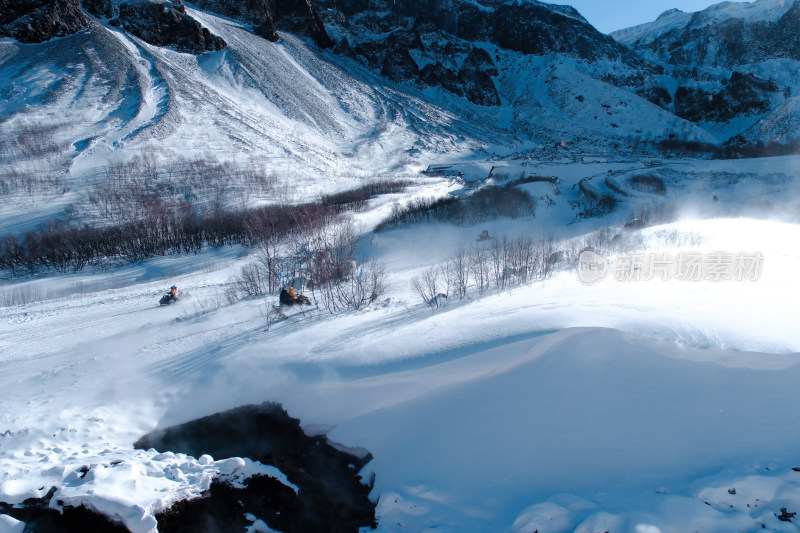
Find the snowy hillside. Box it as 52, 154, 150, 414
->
0, 0, 733, 238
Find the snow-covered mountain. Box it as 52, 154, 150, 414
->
612, 0, 800, 146
0, 0, 727, 205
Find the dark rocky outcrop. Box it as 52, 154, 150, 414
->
462, 46, 498, 77
319, 0, 642, 106
109, 0, 226, 55
420, 62, 462, 95
674, 71, 778, 123
322, 0, 638, 63
136, 402, 376, 533
0, 0, 89, 43
81, 0, 114, 19
0, 488, 129, 533
188, 0, 332, 48
457, 67, 500, 106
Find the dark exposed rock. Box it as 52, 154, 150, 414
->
0, 489, 129, 533
638, 86, 672, 109
355, 28, 424, 81
109, 0, 226, 55
188, 0, 332, 47
81, 0, 114, 19
334, 36, 354, 56
156, 476, 299, 533
381, 49, 420, 82
320, 0, 635, 106
0, 0, 89, 43
330, 0, 637, 63
136, 402, 376, 533
457, 67, 499, 106
420, 62, 463, 96
674, 71, 778, 123
462, 46, 498, 77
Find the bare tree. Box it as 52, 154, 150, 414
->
412, 266, 443, 308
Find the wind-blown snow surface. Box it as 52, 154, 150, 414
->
3, 151, 800, 532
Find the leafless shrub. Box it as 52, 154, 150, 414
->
445, 246, 470, 299
411, 266, 443, 308
230, 263, 270, 299
470, 245, 491, 293
337, 260, 388, 310
0, 285, 43, 307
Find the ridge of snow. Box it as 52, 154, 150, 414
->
612, 0, 795, 46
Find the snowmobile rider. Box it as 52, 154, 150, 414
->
170, 285, 178, 298
288, 287, 296, 301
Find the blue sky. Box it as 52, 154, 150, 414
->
548, 0, 735, 33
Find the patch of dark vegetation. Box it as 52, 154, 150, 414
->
574, 179, 617, 219
505, 175, 558, 187
136, 402, 376, 533
650, 138, 720, 157
674, 72, 777, 123
721, 140, 800, 159
0, 202, 337, 275
320, 180, 410, 212
646, 135, 800, 160
0, 488, 129, 533
0, 170, 409, 277
376, 184, 535, 231
627, 175, 666, 196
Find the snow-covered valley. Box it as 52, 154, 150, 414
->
2, 152, 800, 532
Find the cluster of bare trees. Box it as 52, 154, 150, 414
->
376, 185, 536, 231
83, 155, 281, 223
411, 235, 550, 307
0, 199, 340, 275
0, 123, 66, 196
0, 167, 64, 196
320, 180, 410, 212
0, 166, 410, 277
411, 228, 628, 308
231, 214, 387, 313
0, 123, 62, 162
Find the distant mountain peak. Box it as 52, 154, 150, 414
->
656, 7, 684, 19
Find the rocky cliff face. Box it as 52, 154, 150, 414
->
318, 0, 641, 107
610, 0, 800, 146
109, 0, 226, 54
1, 0, 332, 52
0, 0, 89, 43
673, 71, 779, 123
623, 0, 800, 67
188, 0, 332, 48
